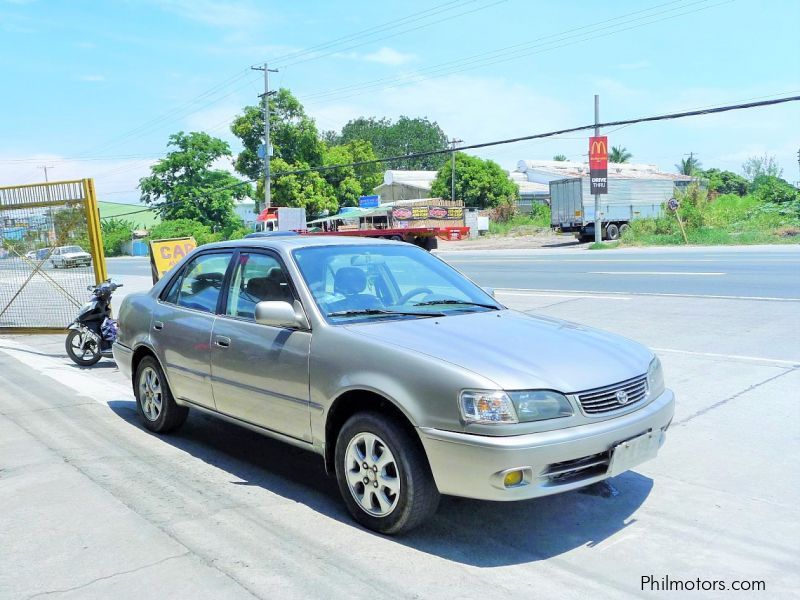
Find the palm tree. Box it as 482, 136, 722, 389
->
676, 155, 702, 175
609, 146, 632, 163
552, 154, 567, 161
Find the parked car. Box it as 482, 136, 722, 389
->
35, 248, 50, 261
25, 250, 37, 260
50, 245, 92, 268
114, 237, 674, 534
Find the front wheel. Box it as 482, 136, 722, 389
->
134, 356, 188, 433
335, 412, 440, 535
65, 329, 101, 366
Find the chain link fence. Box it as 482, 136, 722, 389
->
0, 179, 107, 332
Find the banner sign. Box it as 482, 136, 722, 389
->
358, 195, 380, 208
149, 237, 197, 283
589, 135, 608, 195
391, 206, 464, 221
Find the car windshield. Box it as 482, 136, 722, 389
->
62, 246, 83, 253
293, 244, 502, 323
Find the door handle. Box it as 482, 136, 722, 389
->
153, 320, 164, 331
214, 336, 231, 348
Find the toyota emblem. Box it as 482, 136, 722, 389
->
616, 390, 630, 405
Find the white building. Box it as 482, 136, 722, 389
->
234, 198, 258, 225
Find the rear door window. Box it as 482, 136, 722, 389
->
172, 252, 233, 313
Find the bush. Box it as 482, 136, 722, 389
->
100, 218, 134, 257
148, 218, 220, 246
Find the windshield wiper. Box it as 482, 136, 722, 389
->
413, 300, 500, 310
327, 308, 446, 319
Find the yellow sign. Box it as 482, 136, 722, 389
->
149, 237, 197, 282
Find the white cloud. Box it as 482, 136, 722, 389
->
78, 74, 105, 82
362, 47, 416, 66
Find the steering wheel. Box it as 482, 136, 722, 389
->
397, 287, 434, 304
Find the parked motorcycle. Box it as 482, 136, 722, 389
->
65, 279, 123, 367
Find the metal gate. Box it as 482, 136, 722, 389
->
0, 179, 107, 333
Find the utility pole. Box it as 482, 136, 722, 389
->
38, 165, 54, 182
251, 63, 278, 210
594, 95, 601, 244
449, 138, 463, 201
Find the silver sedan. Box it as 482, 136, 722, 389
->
113, 236, 674, 534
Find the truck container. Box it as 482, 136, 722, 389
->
254, 207, 306, 233
550, 177, 677, 241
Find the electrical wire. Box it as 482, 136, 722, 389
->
100, 95, 800, 220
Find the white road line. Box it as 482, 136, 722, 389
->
497, 291, 632, 301
494, 287, 800, 302
0, 338, 132, 405
652, 347, 800, 367
590, 271, 726, 276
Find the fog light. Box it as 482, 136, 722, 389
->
503, 470, 524, 487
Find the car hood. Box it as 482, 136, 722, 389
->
62, 252, 90, 258
343, 309, 653, 392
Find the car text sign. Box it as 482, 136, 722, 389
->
589, 136, 608, 195
149, 237, 196, 283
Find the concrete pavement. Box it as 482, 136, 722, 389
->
1, 245, 799, 598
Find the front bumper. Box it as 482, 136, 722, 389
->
418, 388, 675, 501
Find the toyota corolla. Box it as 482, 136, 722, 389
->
113, 236, 674, 534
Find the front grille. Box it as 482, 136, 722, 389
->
577, 374, 649, 415
543, 451, 610, 484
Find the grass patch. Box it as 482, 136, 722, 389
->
589, 241, 620, 250
488, 205, 550, 236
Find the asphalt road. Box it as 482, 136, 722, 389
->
105, 244, 800, 301
1, 244, 799, 599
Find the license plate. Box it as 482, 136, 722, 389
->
608, 430, 661, 477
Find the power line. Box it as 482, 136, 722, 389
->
101, 95, 800, 220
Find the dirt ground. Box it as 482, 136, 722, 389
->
438, 231, 587, 251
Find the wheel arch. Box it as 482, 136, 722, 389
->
324, 389, 425, 475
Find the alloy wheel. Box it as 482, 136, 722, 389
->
344, 432, 401, 517
138, 366, 163, 421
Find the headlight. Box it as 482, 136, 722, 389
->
508, 390, 573, 422
459, 390, 518, 424
647, 356, 665, 398
459, 390, 574, 424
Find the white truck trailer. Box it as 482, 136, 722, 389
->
550, 176, 683, 241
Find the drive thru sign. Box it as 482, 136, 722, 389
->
589, 136, 608, 194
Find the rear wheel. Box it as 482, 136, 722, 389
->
134, 356, 188, 433
335, 412, 439, 535
619, 223, 630, 237
605, 223, 620, 240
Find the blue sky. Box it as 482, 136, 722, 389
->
1, 0, 798, 203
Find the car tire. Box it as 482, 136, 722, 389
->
605, 223, 620, 240
619, 223, 630, 237
335, 411, 440, 535
134, 356, 188, 433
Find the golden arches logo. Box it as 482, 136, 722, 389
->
590, 140, 607, 156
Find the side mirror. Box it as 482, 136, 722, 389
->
482, 286, 496, 298
255, 301, 307, 330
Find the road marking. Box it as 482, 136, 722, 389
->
0, 338, 132, 406
498, 291, 632, 301
589, 271, 726, 276
652, 347, 800, 367
494, 287, 800, 302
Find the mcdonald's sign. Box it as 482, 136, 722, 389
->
589, 135, 608, 194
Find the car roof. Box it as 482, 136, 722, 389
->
202, 235, 404, 252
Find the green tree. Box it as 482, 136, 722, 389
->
100, 218, 134, 257
700, 168, 749, 196
430, 153, 518, 209
552, 154, 567, 161
610, 146, 632, 163
339, 115, 449, 170
751, 175, 799, 205
148, 218, 219, 246
231, 88, 324, 184
676, 155, 702, 175
321, 139, 383, 207
742, 153, 782, 181
139, 132, 249, 228
270, 158, 338, 218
